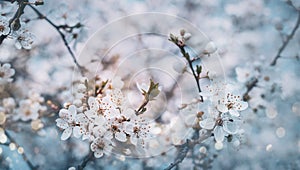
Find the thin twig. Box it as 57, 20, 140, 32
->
28, 4, 85, 74
175, 44, 203, 102
135, 98, 149, 115
4, 130, 38, 170
77, 152, 94, 170
270, 10, 300, 66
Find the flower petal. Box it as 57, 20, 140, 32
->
238, 101, 248, 111
115, 132, 127, 142
229, 109, 240, 117
223, 120, 238, 134
56, 118, 68, 129
61, 127, 72, 140
199, 118, 215, 130
73, 126, 82, 138
59, 109, 69, 118
94, 150, 104, 158
214, 126, 224, 142
217, 104, 228, 113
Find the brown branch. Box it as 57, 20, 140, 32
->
28, 4, 86, 75
172, 42, 203, 102
270, 10, 300, 66
242, 78, 258, 101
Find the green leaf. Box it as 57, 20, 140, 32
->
196, 65, 202, 75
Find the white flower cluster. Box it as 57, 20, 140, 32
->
15, 91, 47, 121
56, 77, 154, 158
0, 91, 46, 126
199, 81, 248, 143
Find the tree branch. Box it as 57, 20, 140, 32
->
242, 78, 258, 101
28, 4, 85, 75
164, 130, 211, 170
173, 43, 204, 102
77, 151, 94, 170
270, 10, 300, 66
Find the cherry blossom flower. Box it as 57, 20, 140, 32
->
200, 113, 240, 142
90, 137, 113, 158
0, 63, 15, 84
16, 99, 45, 121
0, 16, 10, 36
124, 116, 152, 146
217, 92, 248, 117
235, 66, 259, 83
56, 105, 83, 140
2, 97, 16, 110
14, 29, 35, 50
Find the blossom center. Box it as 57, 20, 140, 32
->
25, 110, 31, 116
216, 118, 223, 126
0, 71, 4, 78
96, 141, 105, 150
0, 25, 5, 32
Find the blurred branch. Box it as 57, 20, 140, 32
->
77, 152, 94, 170
28, 4, 86, 75
270, 10, 300, 66
243, 78, 258, 101
164, 130, 211, 170
4, 130, 38, 170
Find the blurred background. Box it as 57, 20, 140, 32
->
0, 0, 300, 169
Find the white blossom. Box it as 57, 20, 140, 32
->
90, 137, 113, 158
217, 92, 248, 117
0, 16, 10, 36
0, 63, 15, 84
16, 99, 45, 121
14, 29, 35, 50
56, 105, 83, 140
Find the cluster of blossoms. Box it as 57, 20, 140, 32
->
56, 77, 157, 158
0, 90, 46, 133
0, 15, 35, 49
198, 80, 248, 143
169, 30, 248, 147
14, 91, 47, 121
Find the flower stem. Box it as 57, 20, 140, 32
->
270, 10, 300, 66
175, 44, 203, 102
